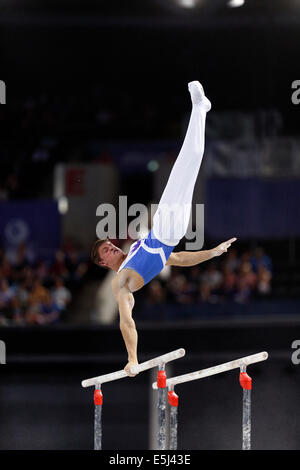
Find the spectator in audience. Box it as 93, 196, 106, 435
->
234, 277, 252, 304
14, 280, 30, 324
73, 260, 89, 283
35, 259, 50, 284
6, 242, 35, 268
28, 278, 49, 306
220, 265, 237, 300
238, 261, 257, 290
240, 251, 251, 264
198, 281, 213, 303
187, 266, 201, 289
22, 266, 35, 290
251, 247, 272, 273
51, 250, 69, 279
26, 292, 61, 325
25, 279, 50, 324
256, 265, 272, 296
52, 278, 72, 313
223, 248, 240, 272
65, 249, 80, 276
169, 274, 195, 305
38, 294, 61, 325
1, 256, 13, 281
0, 279, 17, 322
200, 264, 223, 292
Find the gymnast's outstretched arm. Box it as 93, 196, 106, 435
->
112, 280, 139, 376
166, 237, 237, 267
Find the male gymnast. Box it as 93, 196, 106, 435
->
91, 81, 237, 376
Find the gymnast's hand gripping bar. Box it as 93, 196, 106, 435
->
152, 351, 268, 389
81, 348, 185, 387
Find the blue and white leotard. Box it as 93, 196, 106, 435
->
117, 229, 174, 285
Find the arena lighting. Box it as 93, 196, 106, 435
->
177, 0, 198, 8
228, 0, 245, 7
58, 196, 69, 215
147, 160, 160, 172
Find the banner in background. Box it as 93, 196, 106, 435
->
205, 178, 300, 239
0, 200, 61, 262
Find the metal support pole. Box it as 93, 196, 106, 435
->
83, 348, 185, 450
94, 384, 103, 450
168, 387, 179, 450
157, 363, 167, 450
152, 352, 267, 451
239, 365, 252, 450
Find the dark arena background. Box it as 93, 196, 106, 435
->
0, 0, 300, 453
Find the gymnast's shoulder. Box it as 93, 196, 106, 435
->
111, 269, 144, 295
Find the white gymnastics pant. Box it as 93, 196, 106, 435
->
152, 91, 209, 246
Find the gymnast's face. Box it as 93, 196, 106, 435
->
98, 241, 124, 270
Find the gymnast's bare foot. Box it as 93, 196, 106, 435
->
188, 80, 211, 111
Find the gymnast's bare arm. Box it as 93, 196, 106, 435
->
111, 271, 139, 377
166, 237, 237, 267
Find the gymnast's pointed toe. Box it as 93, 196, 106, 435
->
188, 80, 211, 111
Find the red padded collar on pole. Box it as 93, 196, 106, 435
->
94, 389, 103, 405
239, 372, 252, 390
168, 390, 179, 407
157, 370, 166, 388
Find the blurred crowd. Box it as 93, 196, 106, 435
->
144, 247, 272, 308
0, 241, 272, 325
0, 242, 88, 326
